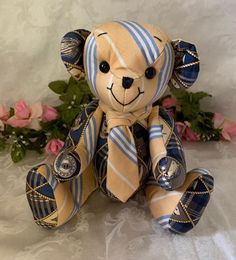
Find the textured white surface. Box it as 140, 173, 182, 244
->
0, 0, 236, 259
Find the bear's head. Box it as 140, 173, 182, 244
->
61, 21, 199, 112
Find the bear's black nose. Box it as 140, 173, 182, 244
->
122, 77, 134, 89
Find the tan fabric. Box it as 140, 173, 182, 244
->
99, 102, 167, 202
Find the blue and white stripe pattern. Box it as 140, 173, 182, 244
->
84, 35, 98, 96
117, 21, 160, 66
83, 115, 97, 164
149, 125, 163, 140
109, 127, 138, 164
70, 175, 83, 211
157, 215, 171, 229
152, 42, 174, 102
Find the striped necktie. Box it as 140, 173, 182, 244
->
99, 102, 166, 202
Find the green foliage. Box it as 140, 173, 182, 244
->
170, 89, 220, 141
54, 77, 94, 124
0, 77, 94, 163
48, 80, 68, 94
11, 141, 26, 163
0, 76, 224, 163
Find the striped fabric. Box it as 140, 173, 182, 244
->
99, 102, 152, 202
53, 102, 103, 181
106, 125, 140, 202
151, 42, 174, 102
26, 100, 214, 232
148, 106, 167, 176
117, 21, 160, 66
26, 162, 98, 228
26, 21, 212, 232
84, 35, 98, 96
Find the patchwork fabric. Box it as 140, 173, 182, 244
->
26, 21, 210, 233
26, 162, 97, 229
169, 168, 214, 233
61, 29, 91, 80
146, 168, 214, 233
94, 115, 151, 199
26, 165, 58, 228
53, 100, 102, 181
152, 108, 186, 190
169, 40, 200, 89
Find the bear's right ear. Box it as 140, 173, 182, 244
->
60, 29, 91, 80
168, 39, 200, 90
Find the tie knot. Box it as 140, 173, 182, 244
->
99, 102, 152, 132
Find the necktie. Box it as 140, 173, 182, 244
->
99, 102, 154, 202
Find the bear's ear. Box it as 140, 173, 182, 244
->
60, 29, 91, 80
168, 40, 200, 89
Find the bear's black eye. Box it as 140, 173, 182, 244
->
145, 67, 156, 79
99, 61, 110, 73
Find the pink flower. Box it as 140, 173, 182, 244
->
42, 105, 58, 122
213, 112, 236, 141
0, 104, 9, 121
7, 117, 30, 128
45, 139, 64, 155
184, 127, 200, 141
162, 97, 177, 109
7, 101, 43, 130
14, 100, 31, 119
175, 121, 200, 141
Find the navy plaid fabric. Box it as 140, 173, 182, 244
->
169, 170, 214, 233
156, 108, 186, 190
169, 40, 200, 89
26, 167, 58, 228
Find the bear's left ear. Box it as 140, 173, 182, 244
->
168, 40, 200, 89
60, 29, 91, 80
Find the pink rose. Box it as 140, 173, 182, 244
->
42, 105, 58, 122
183, 127, 200, 141
0, 104, 9, 121
175, 122, 186, 138
45, 139, 64, 155
7, 101, 43, 130
7, 117, 30, 128
213, 112, 236, 141
162, 97, 177, 109
14, 100, 31, 119
175, 121, 200, 141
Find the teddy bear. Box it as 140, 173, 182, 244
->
26, 21, 214, 234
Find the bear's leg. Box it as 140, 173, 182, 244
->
26, 163, 97, 228
145, 168, 214, 233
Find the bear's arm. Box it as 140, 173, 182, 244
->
152, 107, 187, 190
52, 99, 103, 182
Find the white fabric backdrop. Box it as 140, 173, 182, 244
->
0, 0, 236, 259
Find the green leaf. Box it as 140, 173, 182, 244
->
59, 84, 83, 104
68, 76, 78, 86
48, 80, 68, 94
61, 108, 81, 124
192, 92, 211, 103
9, 107, 14, 117
54, 103, 69, 112
50, 128, 66, 140
11, 141, 26, 163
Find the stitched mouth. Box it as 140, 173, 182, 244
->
107, 83, 144, 106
